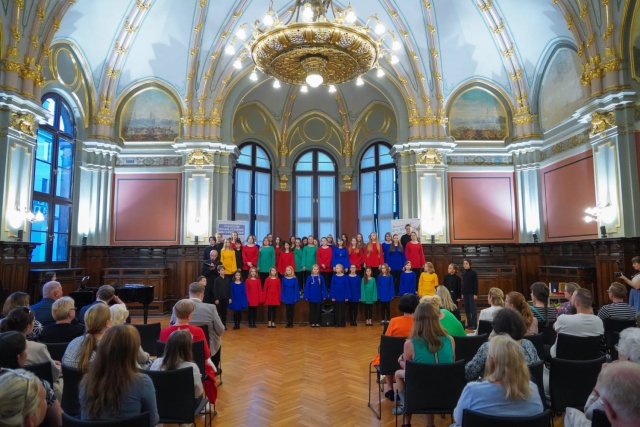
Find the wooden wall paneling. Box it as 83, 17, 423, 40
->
0, 242, 37, 296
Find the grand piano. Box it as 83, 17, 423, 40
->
70, 284, 155, 324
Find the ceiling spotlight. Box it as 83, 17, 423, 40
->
374, 22, 386, 35
249, 70, 258, 81
390, 54, 399, 64
225, 45, 236, 55
233, 59, 242, 69
356, 76, 364, 86
376, 68, 385, 77
328, 85, 336, 93
300, 85, 309, 93
273, 79, 281, 89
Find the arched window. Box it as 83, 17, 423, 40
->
31, 94, 76, 264
233, 143, 271, 239
293, 150, 338, 238
359, 142, 398, 237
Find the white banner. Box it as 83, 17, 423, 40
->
217, 220, 247, 242
391, 218, 422, 238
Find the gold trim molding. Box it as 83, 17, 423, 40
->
9, 112, 37, 136
590, 111, 615, 137
185, 149, 213, 169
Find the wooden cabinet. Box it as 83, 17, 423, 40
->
0, 241, 38, 297
538, 265, 596, 301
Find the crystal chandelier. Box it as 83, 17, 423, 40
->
227, 0, 401, 88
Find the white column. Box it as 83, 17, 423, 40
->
514, 149, 543, 242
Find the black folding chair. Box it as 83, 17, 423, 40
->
192, 323, 222, 385
23, 362, 53, 385
62, 412, 150, 426
538, 320, 557, 346
555, 333, 603, 360
549, 356, 605, 413
461, 409, 552, 427
476, 320, 493, 335
453, 333, 488, 363
528, 360, 547, 409
132, 322, 161, 356
61, 365, 84, 416
604, 318, 636, 360
524, 333, 545, 361
156, 339, 206, 380
45, 342, 70, 361
395, 360, 466, 427
368, 335, 406, 419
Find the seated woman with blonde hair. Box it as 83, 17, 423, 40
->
0, 369, 48, 427
453, 334, 543, 425
109, 304, 150, 366
436, 285, 461, 321
478, 287, 504, 322
420, 295, 466, 337
62, 303, 111, 373
150, 329, 203, 397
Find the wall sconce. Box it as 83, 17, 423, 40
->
188, 217, 208, 243
7, 207, 45, 229
82, 236, 87, 246
16, 230, 23, 242
430, 234, 435, 244
600, 226, 607, 239
584, 203, 615, 224
532, 233, 539, 243
424, 217, 443, 244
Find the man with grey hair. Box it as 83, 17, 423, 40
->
78, 285, 124, 324
565, 328, 640, 427
597, 362, 640, 427
171, 281, 224, 372
30, 281, 63, 326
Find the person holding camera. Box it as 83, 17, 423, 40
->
619, 257, 640, 312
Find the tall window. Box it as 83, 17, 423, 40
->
233, 143, 271, 239
359, 142, 398, 237
293, 150, 338, 238
31, 94, 76, 264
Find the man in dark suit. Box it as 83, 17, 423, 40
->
30, 281, 63, 326
171, 281, 225, 372
78, 285, 124, 323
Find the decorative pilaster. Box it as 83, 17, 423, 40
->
513, 147, 543, 242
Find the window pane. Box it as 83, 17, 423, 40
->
297, 221, 312, 240
295, 152, 313, 171
54, 204, 71, 233
55, 139, 74, 198
317, 152, 335, 172
255, 147, 270, 169
34, 160, 52, 194
359, 172, 375, 238
59, 102, 74, 134
296, 176, 313, 237
234, 169, 251, 216
238, 145, 252, 165
361, 146, 376, 168
36, 130, 53, 163
379, 145, 393, 165
255, 220, 270, 242
254, 171, 271, 217
318, 176, 334, 219
31, 201, 49, 232
52, 233, 68, 262
30, 231, 47, 263
42, 97, 56, 126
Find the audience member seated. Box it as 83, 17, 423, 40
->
160, 299, 218, 404
564, 327, 640, 427
109, 304, 150, 366
0, 331, 63, 426
420, 295, 466, 337
506, 291, 538, 335
465, 309, 540, 381
62, 304, 111, 373
436, 285, 462, 322
79, 325, 159, 426
38, 297, 85, 343
0, 307, 61, 382
394, 301, 455, 427
0, 368, 48, 427
170, 281, 225, 372
2, 292, 43, 341
550, 289, 604, 358
150, 329, 204, 397
371, 293, 420, 401
78, 285, 123, 324
30, 281, 63, 327
597, 283, 637, 322
529, 282, 557, 326
453, 335, 544, 426
594, 361, 640, 427
478, 287, 505, 322
557, 282, 581, 316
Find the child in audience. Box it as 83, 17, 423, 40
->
377, 263, 395, 323
245, 267, 262, 328
281, 266, 300, 328
229, 270, 248, 329
347, 265, 361, 326
150, 329, 203, 397
303, 264, 328, 327
399, 261, 416, 295
418, 262, 438, 297
361, 267, 377, 326
330, 264, 349, 327
262, 267, 281, 328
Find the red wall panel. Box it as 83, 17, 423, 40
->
273, 190, 291, 238
112, 174, 182, 245
448, 173, 517, 243
541, 151, 597, 241
340, 191, 358, 239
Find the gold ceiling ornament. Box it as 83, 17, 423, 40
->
416, 148, 443, 166
228, 0, 402, 89
589, 111, 615, 136
9, 112, 37, 137
186, 149, 214, 168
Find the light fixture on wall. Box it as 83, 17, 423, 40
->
424, 217, 443, 244
600, 225, 608, 239
584, 203, 615, 224
7, 207, 45, 229
532, 233, 539, 244
227, 0, 401, 88
188, 217, 208, 244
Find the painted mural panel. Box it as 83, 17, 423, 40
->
449, 88, 508, 141
539, 49, 584, 131
119, 88, 180, 141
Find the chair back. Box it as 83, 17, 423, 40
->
538, 320, 557, 346
377, 335, 406, 375
132, 322, 161, 356
461, 409, 552, 427
156, 339, 206, 378
453, 334, 488, 363
527, 360, 547, 409
591, 409, 612, 427
61, 365, 84, 416
477, 320, 493, 335
549, 356, 605, 412
45, 342, 70, 361
23, 362, 53, 385
604, 318, 636, 359
62, 412, 150, 426
403, 360, 466, 415
556, 333, 603, 360
523, 333, 545, 361
144, 367, 201, 423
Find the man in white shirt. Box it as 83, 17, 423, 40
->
551, 288, 604, 357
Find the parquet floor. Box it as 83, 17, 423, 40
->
146, 316, 564, 427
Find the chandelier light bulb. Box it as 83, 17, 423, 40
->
250, 70, 258, 81
34, 211, 45, 222
300, 85, 309, 93
392, 39, 402, 51
25, 211, 35, 222
328, 85, 336, 93
584, 215, 593, 223
374, 22, 386, 35
345, 9, 357, 24
376, 68, 385, 77
306, 73, 323, 87
263, 12, 274, 26
224, 45, 236, 55
356, 76, 364, 86
233, 59, 242, 69
273, 79, 281, 88
236, 27, 247, 40
390, 54, 399, 64
302, 4, 314, 21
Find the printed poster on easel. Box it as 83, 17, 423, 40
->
391, 218, 422, 241
217, 221, 246, 242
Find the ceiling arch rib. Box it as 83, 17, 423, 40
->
21, 0, 48, 95
183, 0, 209, 124
420, 0, 447, 138
93, 0, 152, 131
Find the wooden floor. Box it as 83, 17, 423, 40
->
145, 316, 564, 427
